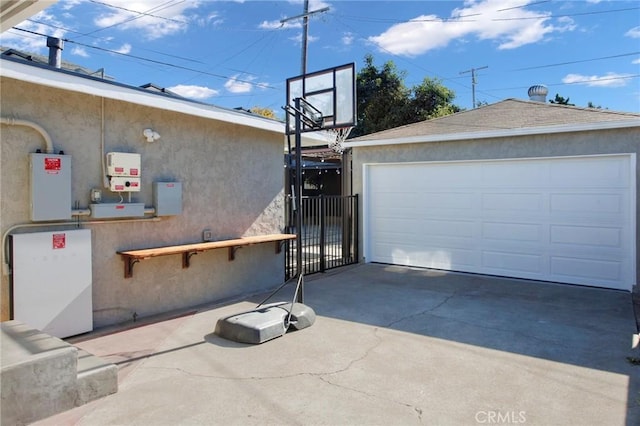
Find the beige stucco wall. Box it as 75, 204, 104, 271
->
351, 127, 640, 290
1, 77, 287, 327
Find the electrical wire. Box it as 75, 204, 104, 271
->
11, 27, 279, 91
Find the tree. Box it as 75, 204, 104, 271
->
549, 93, 575, 106
351, 54, 460, 138
353, 54, 410, 137
250, 107, 277, 119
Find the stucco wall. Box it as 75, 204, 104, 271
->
351, 128, 640, 289
1, 77, 286, 327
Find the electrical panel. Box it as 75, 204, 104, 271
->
154, 182, 182, 216
30, 153, 72, 221
107, 152, 141, 192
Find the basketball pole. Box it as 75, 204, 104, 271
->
294, 97, 304, 303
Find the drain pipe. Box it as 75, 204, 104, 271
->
0, 117, 55, 153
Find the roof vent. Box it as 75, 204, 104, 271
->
528, 84, 548, 102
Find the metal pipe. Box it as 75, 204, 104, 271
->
2, 217, 162, 276
46, 37, 64, 69
0, 117, 55, 153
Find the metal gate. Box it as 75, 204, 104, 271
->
285, 195, 358, 279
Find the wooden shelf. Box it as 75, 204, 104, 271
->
117, 233, 296, 278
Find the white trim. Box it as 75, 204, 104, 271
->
345, 119, 640, 148
1, 59, 285, 134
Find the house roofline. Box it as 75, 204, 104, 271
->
0, 57, 286, 135
343, 119, 640, 149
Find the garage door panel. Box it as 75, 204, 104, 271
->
377, 244, 478, 271
482, 193, 544, 212
482, 251, 543, 274
420, 192, 475, 210
550, 225, 621, 247
365, 155, 635, 290
550, 257, 622, 284
482, 222, 542, 242
549, 156, 630, 188
481, 162, 546, 187
550, 193, 623, 214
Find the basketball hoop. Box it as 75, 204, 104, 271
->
327, 126, 353, 154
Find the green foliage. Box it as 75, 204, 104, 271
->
549, 93, 575, 106
351, 54, 460, 138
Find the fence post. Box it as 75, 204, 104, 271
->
319, 195, 326, 272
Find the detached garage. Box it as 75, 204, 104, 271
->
345, 98, 640, 292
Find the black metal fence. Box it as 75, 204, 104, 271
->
285, 195, 358, 279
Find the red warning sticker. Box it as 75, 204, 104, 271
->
115, 167, 124, 174
116, 205, 125, 210
52, 233, 66, 249
130, 168, 139, 176
44, 157, 61, 174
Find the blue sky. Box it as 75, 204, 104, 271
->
2, 0, 639, 116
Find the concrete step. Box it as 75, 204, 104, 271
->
76, 349, 118, 405
1, 320, 117, 425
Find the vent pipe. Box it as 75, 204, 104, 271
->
46, 36, 64, 68
528, 85, 548, 102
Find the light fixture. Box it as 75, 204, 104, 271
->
143, 128, 161, 142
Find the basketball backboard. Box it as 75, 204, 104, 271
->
285, 62, 356, 135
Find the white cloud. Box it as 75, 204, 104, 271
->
223, 75, 269, 93
563, 72, 633, 88
71, 46, 89, 57
60, 0, 83, 10
259, 19, 300, 30
625, 26, 640, 38
0, 11, 67, 53
167, 84, 218, 99
342, 32, 354, 46
368, 0, 576, 56
93, 0, 200, 40
225, 75, 254, 93
113, 43, 131, 54
633, 58, 640, 65
289, 33, 318, 45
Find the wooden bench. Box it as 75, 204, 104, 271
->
117, 233, 296, 278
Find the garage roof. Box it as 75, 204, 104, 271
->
346, 99, 640, 148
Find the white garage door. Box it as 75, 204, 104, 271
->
364, 154, 636, 290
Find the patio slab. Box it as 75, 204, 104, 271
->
35, 263, 639, 425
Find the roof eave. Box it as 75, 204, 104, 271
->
343, 119, 640, 149
0, 58, 286, 135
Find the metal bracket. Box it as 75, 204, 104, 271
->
183, 251, 198, 269
122, 256, 139, 279
228, 246, 242, 261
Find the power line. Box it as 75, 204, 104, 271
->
10, 27, 279, 91
512, 52, 640, 71
25, 18, 207, 65
88, 0, 188, 25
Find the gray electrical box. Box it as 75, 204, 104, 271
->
30, 153, 72, 221
153, 182, 182, 216
90, 203, 145, 219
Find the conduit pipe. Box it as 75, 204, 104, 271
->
2, 216, 162, 276
0, 117, 55, 153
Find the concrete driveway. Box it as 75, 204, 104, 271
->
38, 263, 639, 425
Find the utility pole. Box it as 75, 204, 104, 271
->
460, 65, 488, 108
280, 1, 330, 74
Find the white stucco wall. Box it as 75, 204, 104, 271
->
1, 77, 287, 327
